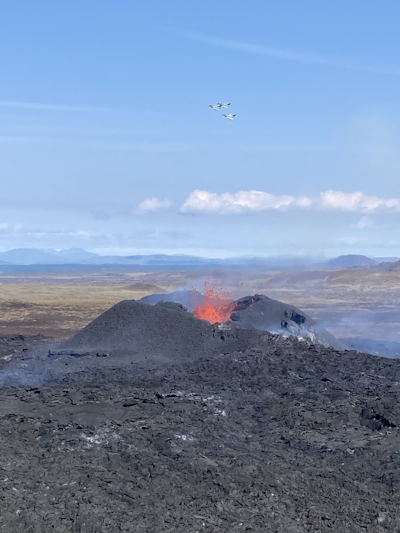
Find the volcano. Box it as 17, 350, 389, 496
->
140, 290, 345, 349
1, 296, 399, 531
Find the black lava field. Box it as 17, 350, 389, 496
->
0, 298, 400, 532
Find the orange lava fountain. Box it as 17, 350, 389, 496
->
191, 280, 233, 323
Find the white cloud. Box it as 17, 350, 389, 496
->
319, 190, 400, 212
67, 230, 95, 238
135, 198, 172, 214
337, 237, 362, 245
353, 215, 374, 229
180, 190, 302, 214
180, 189, 400, 215
296, 195, 314, 208
0, 223, 21, 232
27, 232, 47, 238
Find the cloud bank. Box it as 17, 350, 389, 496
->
0, 222, 21, 232
319, 190, 400, 212
180, 189, 400, 215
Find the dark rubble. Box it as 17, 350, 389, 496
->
0, 303, 400, 531
0, 334, 50, 364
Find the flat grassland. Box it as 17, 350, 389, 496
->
1, 267, 400, 341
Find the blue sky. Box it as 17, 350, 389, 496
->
1, 0, 400, 257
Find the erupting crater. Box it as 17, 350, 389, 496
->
191, 280, 233, 323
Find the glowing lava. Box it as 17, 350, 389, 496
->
191, 280, 233, 323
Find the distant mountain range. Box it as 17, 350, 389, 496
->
0, 248, 398, 270
0, 248, 97, 264
325, 254, 379, 268
376, 259, 400, 272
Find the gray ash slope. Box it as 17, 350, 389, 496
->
61, 300, 214, 362
1, 302, 400, 531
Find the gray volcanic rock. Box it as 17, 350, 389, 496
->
1, 332, 400, 531
0, 334, 50, 366
230, 294, 313, 331
230, 294, 346, 349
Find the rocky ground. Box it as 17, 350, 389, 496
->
0, 334, 50, 363
1, 312, 400, 532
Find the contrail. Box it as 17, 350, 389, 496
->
184, 30, 400, 76
0, 100, 123, 112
